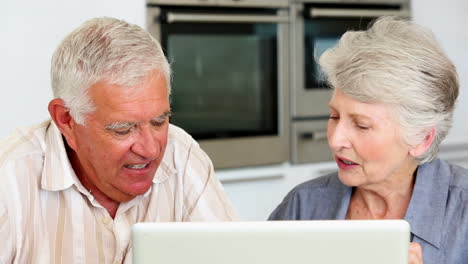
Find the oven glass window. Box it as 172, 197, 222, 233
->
162, 19, 278, 139
311, 37, 339, 85
304, 18, 373, 89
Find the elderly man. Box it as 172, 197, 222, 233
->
0, 17, 237, 263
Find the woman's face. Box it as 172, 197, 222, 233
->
327, 88, 418, 188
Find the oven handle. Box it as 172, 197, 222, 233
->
300, 131, 328, 141
165, 12, 289, 24
309, 8, 411, 18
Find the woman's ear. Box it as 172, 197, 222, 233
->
48, 98, 78, 150
409, 128, 436, 158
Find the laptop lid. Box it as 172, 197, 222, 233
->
132, 220, 410, 264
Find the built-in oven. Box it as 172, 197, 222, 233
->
290, 0, 411, 163
146, 0, 290, 169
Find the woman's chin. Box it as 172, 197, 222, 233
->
337, 171, 363, 187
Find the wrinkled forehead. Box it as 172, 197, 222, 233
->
329, 88, 398, 122
88, 71, 169, 112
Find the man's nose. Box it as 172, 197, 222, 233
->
131, 127, 160, 159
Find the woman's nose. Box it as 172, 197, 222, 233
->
328, 121, 352, 151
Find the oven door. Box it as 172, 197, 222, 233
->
292, 3, 411, 118
147, 6, 290, 169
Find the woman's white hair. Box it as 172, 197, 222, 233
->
50, 17, 171, 125
320, 16, 459, 163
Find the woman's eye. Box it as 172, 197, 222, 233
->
329, 115, 339, 120
356, 124, 369, 130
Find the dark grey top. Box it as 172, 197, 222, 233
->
269, 159, 468, 264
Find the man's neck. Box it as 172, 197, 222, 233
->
66, 142, 120, 218
75, 165, 121, 219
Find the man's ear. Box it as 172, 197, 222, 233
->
409, 128, 436, 158
48, 98, 78, 150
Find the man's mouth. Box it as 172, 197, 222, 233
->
125, 163, 150, 169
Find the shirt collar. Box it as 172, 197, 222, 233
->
41, 120, 76, 191
328, 159, 449, 249
329, 174, 353, 220
404, 159, 450, 249
41, 120, 177, 192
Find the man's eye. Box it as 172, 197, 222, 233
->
114, 129, 131, 135
151, 120, 165, 127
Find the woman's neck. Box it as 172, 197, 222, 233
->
346, 161, 418, 220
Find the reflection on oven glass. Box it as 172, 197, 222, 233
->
304, 18, 373, 90
312, 37, 339, 85
167, 25, 278, 139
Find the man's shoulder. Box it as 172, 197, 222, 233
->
161, 124, 211, 172
167, 124, 199, 149
0, 121, 50, 166
0, 121, 50, 205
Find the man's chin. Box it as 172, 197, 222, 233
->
127, 181, 153, 197
110, 182, 153, 203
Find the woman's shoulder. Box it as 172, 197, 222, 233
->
445, 161, 468, 191
289, 173, 339, 194
431, 159, 468, 191
431, 160, 468, 263
268, 172, 349, 220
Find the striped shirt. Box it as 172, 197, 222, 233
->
0, 120, 238, 264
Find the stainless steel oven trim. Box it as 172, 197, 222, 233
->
291, 3, 332, 118
146, 6, 290, 169
147, 0, 289, 8
309, 8, 411, 18
166, 12, 290, 24
147, 7, 162, 43
293, 0, 408, 4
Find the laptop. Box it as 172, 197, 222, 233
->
132, 220, 410, 264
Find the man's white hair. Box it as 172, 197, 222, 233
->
50, 17, 171, 125
320, 17, 459, 163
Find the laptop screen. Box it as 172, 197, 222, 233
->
132, 220, 410, 264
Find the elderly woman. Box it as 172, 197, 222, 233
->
269, 17, 468, 264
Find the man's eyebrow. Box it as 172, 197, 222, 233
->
151, 111, 172, 122
105, 122, 135, 131
105, 111, 172, 130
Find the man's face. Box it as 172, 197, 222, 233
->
67, 71, 170, 202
